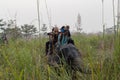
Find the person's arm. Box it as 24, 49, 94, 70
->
68, 31, 71, 37
58, 34, 61, 45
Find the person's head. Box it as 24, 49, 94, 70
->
60, 26, 66, 33
53, 27, 59, 34
54, 27, 58, 31
66, 25, 70, 30
52, 27, 54, 32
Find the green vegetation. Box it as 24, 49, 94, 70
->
0, 33, 120, 80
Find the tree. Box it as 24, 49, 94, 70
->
7, 19, 16, 28
21, 24, 37, 38
0, 19, 6, 31
76, 13, 82, 33
0, 19, 8, 43
5, 19, 22, 40
0, 19, 22, 40
41, 24, 47, 31
0, 19, 6, 26
5, 27, 21, 40
117, 0, 120, 34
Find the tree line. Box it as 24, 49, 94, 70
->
0, 19, 37, 40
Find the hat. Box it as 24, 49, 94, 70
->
60, 26, 65, 33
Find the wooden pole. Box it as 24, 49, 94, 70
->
45, 0, 52, 30
102, 0, 105, 39
37, 0, 41, 37
117, 0, 120, 34
112, 0, 116, 36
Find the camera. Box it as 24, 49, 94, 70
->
47, 32, 52, 35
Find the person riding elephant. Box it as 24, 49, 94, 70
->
45, 25, 91, 74
45, 27, 59, 55
58, 26, 74, 46
65, 25, 74, 45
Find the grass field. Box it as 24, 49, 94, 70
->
0, 33, 120, 80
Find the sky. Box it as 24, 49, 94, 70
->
0, 0, 118, 33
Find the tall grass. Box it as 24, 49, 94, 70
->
0, 33, 120, 80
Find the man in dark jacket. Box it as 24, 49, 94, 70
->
45, 27, 59, 55
66, 25, 71, 37
65, 25, 74, 45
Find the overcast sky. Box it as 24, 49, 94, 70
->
0, 0, 118, 33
